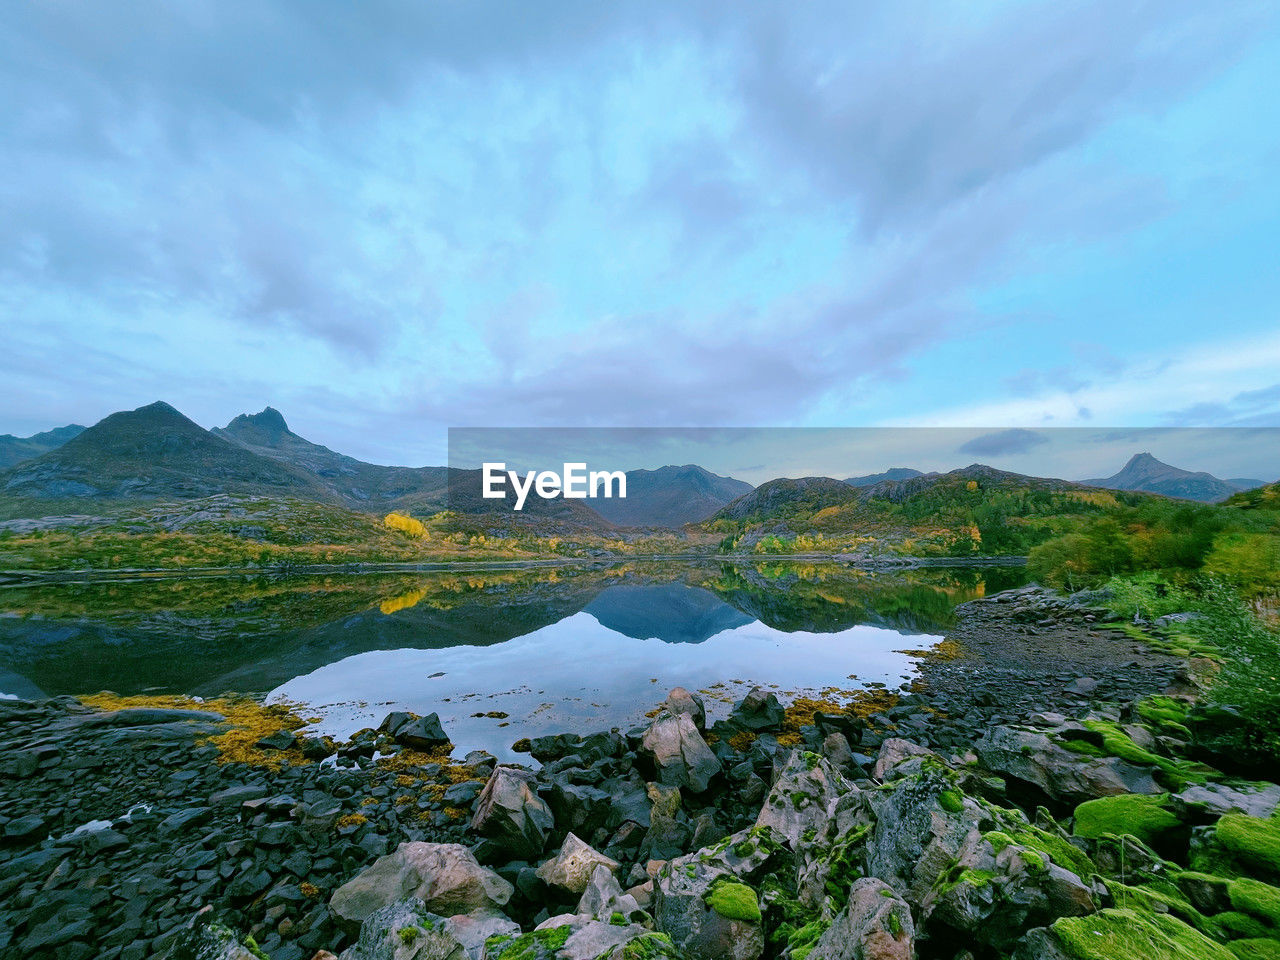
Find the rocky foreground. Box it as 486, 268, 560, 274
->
2, 587, 1280, 960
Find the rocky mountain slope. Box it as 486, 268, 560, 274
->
589, 465, 752, 528
1084, 452, 1263, 503
0, 424, 85, 469
842, 467, 923, 487
0, 402, 331, 502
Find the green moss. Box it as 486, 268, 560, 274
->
1073, 793, 1181, 844
734, 838, 757, 857
888, 910, 902, 936
939, 789, 964, 813
398, 926, 420, 946
1062, 739, 1108, 757
488, 925, 573, 960
705, 878, 761, 923
241, 934, 270, 960
1229, 878, 1280, 927
616, 933, 682, 960
1228, 939, 1280, 960
802, 751, 822, 770
1021, 849, 1047, 872
984, 830, 1015, 854
1015, 824, 1097, 881
1081, 720, 1214, 789
1051, 908, 1235, 960
1214, 911, 1271, 940
1216, 813, 1280, 881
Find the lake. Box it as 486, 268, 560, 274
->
0, 560, 1027, 760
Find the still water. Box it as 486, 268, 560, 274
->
0, 561, 1026, 759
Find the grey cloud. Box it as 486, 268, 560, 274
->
727, 1, 1263, 232
958, 429, 1050, 457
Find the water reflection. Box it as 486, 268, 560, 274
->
0, 561, 1026, 755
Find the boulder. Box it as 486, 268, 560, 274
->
535, 833, 620, 896
380, 712, 451, 750
330, 843, 513, 925
470, 766, 555, 860
921, 829, 1096, 950
808, 878, 914, 960
487, 917, 651, 960
976, 726, 1160, 805
863, 769, 985, 903
641, 713, 720, 793
871, 738, 939, 781
440, 911, 521, 960
756, 750, 852, 850
576, 863, 643, 921
651, 826, 784, 960
161, 920, 262, 960
663, 687, 707, 731
337, 899, 465, 960
1172, 781, 1280, 820
728, 687, 784, 732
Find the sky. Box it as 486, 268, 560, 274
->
3, 1, 1279, 470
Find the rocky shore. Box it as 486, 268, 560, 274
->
2, 586, 1279, 960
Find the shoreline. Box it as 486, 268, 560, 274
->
0, 553, 1026, 588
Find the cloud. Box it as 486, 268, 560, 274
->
1, 1, 1276, 456
958, 429, 1050, 457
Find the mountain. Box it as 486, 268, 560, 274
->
587, 464, 752, 527
213, 407, 451, 510
1226, 478, 1269, 492
0, 424, 85, 469
584, 583, 753, 643
843, 467, 923, 487
714, 476, 860, 523
857, 463, 1079, 503
1083, 453, 1245, 503
0, 402, 330, 501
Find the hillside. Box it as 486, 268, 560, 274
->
1083, 452, 1251, 503
713, 476, 860, 523
843, 467, 923, 487
588, 464, 752, 527
213, 407, 452, 510
704, 464, 1149, 557
0, 424, 84, 469
0, 402, 332, 503
1222, 480, 1280, 511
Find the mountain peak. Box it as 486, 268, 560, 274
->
1086, 452, 1237, 503
220, 406, 295, 445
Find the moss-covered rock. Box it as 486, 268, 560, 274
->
1229, 877, 1280, 927
1216, 813, 1280, 882
1227, 938, 1280, 960
1047, 908, 1235, 960
1073, 793, 1181, 844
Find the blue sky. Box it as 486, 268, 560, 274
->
2, 1, 1279, 469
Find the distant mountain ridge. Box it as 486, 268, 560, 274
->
589, 464, 752, 528
0, 402, 330, 501
0, 424, 85, 469
213, 406, 452, 511
1083, 452, 1263, 503
0, 401, 615, 530
843, 467, 923, 487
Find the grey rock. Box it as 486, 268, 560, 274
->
536, 832, 620, 896
641, 712, 720, 793
338, 899, 465, 960
470, 766, 555, 860
808, 878, 914, 960
330, 842, 513, 925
